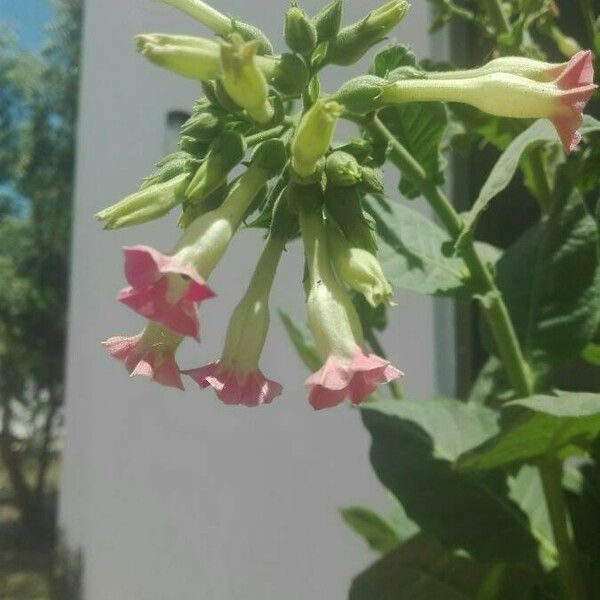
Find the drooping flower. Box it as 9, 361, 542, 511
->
183, 191, 296, 406
103, 322, 184, 389
116, 140, 287, 338
299, 188, 402, 410
117, 245, 215, 339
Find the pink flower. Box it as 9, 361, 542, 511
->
103, 325, 184, 389
552, 50, 596, 152
306, 350, 401, 410
183, 362, 282, 406
117, 245, 214, 339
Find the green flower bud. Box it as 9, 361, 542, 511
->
334, 138, 373, 162
324, 186, 377, 254
325, 151, 362, 186
141, 152, 193, 190
213, 80, 242, 113
326, 0, 410, 66
135, 34, 221, 80
334, 75, 386, 114
220, 34, 274, 124
360, 166, 384, 193
178, 182, 228, 229
231, 21, 274, 56
186, 131, 246, 201
327, 220, 393, 308
291, 98, 344, 177
179, 136, 210, 157
270, 53, 310, 96
181, 108, 224, 140
313, 0, 343, 43
285, 4, 318, 55
156, 0, 273, 55
96, 173, 188, 230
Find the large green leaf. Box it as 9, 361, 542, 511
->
458, 393, 600, 472
487, 186, 600, 378
278, 309, 320, 371
366, 196, 500, 297
456, 120, 559, 251
340, 506, 406, 554
349, 534, 490, 600
379, 102, 448, 200
361, 398, 551, 566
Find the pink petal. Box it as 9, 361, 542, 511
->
102, 334, 183, 390
119, 245, 215, 338
183, 363, 282, 407
553, 84, 596, 153
555, 50, 594, 90
305, 350, 403, 410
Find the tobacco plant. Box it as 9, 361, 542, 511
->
96, 0, 600, 597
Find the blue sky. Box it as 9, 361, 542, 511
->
0, 0, 54, 51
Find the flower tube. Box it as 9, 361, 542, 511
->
183, 191, 297, 406
299, 188, 401, 410
381, 67, 596, 152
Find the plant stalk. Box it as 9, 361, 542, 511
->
577, 0, 596, 50
540, 460, 587, 600
364, 114, 586, 598
482, 0, 510, 35
365, 114, 532, 397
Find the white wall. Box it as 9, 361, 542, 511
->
59, 1, 445, 598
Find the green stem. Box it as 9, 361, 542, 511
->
526, 148, 553, 218
540, 460, 587, 600
482, 0, 510, 35
366, 114, 532, 397
364, 329, 404, 400
363, 113, 587, 600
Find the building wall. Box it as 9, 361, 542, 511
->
59, 1, 447, 598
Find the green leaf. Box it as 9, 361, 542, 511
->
458, 393, 600, 472
366, 196, 500, 297
361, 398, 549, 566
582, 343, 600, 366
485, 186, 600, 378
278, 309, 321, 371
340, 506, 406, 554
468, 357, 512, 406
456, 120, 559, 250
350, 534, 492, 600
379, 102, 448, 199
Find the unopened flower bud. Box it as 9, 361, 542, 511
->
285, 4, 318, 55
181, 108, 223, 140
326, 0, 410, 66
360, 166, 384, 193
141, 152, 193, 190
324, 185, 377, 254
326, 151, 362, 186
382, 50, 597, 152
97, 173, 189, 230
269, 53, 310, 96
292, 98, 344, 177
186, 131, 246, 201
136, 34, 221, 80
313, 0, 343, 43
220, 34, 274, 124
327, 220, 393, 308
334, 75, 387, 114
156, 0, 273, 55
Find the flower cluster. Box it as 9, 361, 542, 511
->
99, 0, 594, 409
